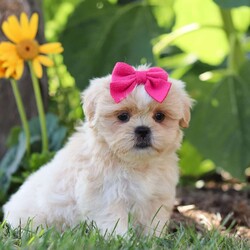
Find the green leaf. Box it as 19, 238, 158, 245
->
0, 133, 26, 196
44, 0, 81, 41
0, 113, 67, 198
156, 0, 250, 65
27, 113, 67, 151
186, 61, 250, 180
60, 0, 160, 89
147, 0, 175, 28
6, 126, 22, 148
46, 113, 67, 151
172, 0, 228, 65
214, 0, 250, 8
231, 7, 250, 32
28, 152, 55, 171
179, 141, 215, 177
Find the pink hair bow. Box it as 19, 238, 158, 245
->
110, 62, 172, 103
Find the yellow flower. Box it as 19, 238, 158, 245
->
0, 54, 20, 80
0, 12, 63, 79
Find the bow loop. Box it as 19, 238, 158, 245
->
110, 62, 171, 103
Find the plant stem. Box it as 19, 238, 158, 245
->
28, 62, 48, 153
10, 78, 31, 154
219, 8, 245, 74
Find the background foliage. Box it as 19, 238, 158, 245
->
0, 0, 250, 207
57, 0, 250, 180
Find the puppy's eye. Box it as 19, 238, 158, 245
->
154, 112, 165, 123
117, 112, 130, 122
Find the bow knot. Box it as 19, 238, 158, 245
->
110, 62, 171, 103
136, 71, 147, 84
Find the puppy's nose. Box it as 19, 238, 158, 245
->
134, 126, 151, 138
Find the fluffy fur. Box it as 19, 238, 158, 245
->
3, 65, 192, 235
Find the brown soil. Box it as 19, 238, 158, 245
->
170, 177, 250, 240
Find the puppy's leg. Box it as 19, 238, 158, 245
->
3, 163, 81, 230
148, 205, 171, 236
92, 207, 130, 236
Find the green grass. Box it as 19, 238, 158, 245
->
0, 221, 249, 250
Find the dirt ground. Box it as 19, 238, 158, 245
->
170, 174, 250, 240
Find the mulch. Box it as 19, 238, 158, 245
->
170, 175, 250, 240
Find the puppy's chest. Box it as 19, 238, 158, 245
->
101, 169, 159, 206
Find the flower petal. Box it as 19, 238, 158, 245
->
0, 42, 16, 56
7, 15, 23, 41
0, 41, 16, 49
5, 66, 14, 78
2, 16, 23, 43
15, 60, 24, 79
0, 43, 22, 72
0, 61, 5, 78
2, 61, 10, 68
0, 41, 24, 79
29, 13, 39, 39
37, 55, 54, 67
32, 58, 43, 78
0, 70, 5, 78
20, 12, 30, 39
39, 43, 64, 54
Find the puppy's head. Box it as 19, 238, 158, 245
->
82, 65, 192, 163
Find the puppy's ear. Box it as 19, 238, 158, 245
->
179, 95, 193, 128
82, 79, 102, 126
81, 76, 111, 127
82, 89, 96, 125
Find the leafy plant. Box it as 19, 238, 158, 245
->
59, 0, 250, 180
0, 114, 67, 202
60, 0, 161, 89
0, 13, 64, 155
42, 0, 84, 130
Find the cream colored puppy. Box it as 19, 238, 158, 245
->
3, 64, 192, 236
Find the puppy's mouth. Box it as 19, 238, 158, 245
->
134, 141, 152, 149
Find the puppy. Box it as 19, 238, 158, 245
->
3, 63, 192, 235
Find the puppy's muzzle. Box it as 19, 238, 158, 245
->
134, 126, 151, 149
